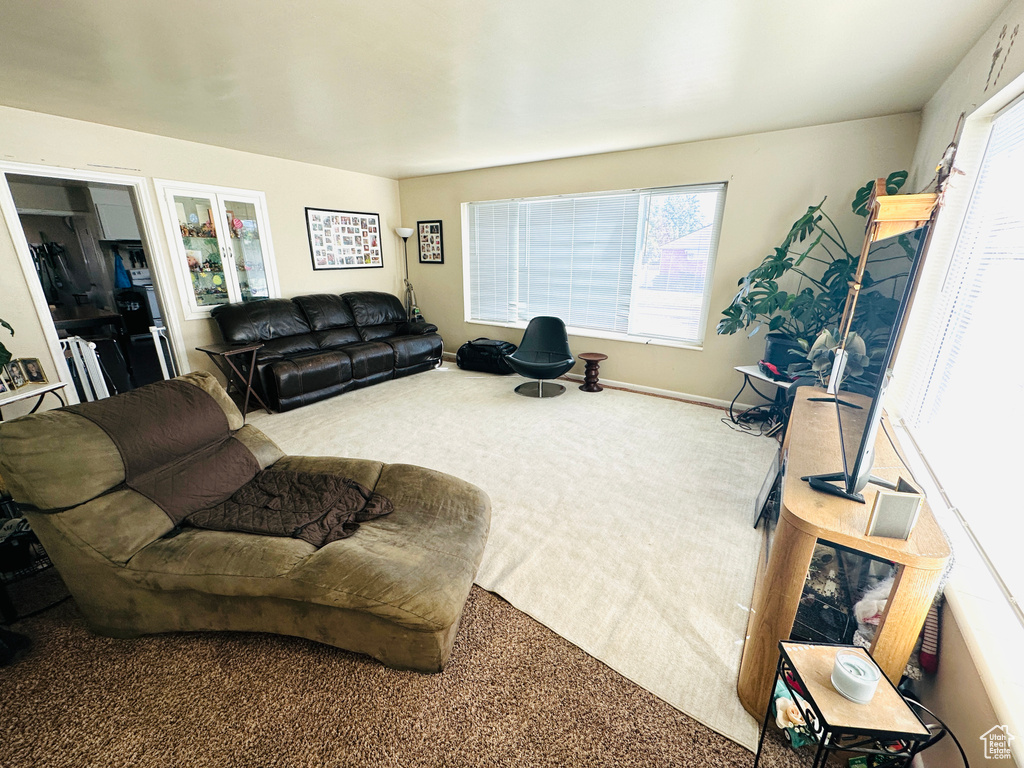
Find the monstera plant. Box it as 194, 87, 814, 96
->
716, 170, 910, 353
0, 318, 12, 368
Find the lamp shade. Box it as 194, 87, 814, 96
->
395, 227, 414, 239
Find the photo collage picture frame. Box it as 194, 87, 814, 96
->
305, 208, 384, 270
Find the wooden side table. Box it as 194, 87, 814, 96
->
738, 390, 950, 720
578, 352, 608, 392
754, 641, 932, 768
0, 382, 67, 421
196, 342, 269, 420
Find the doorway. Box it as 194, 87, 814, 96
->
4, 173, 176, 398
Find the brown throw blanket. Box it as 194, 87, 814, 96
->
186, 468, 393, 546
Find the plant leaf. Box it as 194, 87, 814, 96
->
0, 318, 13, 336
885, 170, 908, 195
852, 180, 875, 217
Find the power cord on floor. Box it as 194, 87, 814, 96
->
722, 404, 785, 439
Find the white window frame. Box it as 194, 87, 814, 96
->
461, 184, 727, 349
888, 86, 1024, 759
154, 179, 281, 320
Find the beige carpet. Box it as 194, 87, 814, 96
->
248, 366, 778, 749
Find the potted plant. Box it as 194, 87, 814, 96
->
716, 171, 908, 370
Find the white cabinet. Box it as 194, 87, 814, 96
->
91, 187, 141, 240
155, 181, 280, 318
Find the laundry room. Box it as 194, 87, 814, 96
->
6, 175, 170, 397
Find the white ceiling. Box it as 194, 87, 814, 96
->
0, 0, 1010, 179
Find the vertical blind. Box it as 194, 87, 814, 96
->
899, 96, 1024, 609
465, 184, 726, 345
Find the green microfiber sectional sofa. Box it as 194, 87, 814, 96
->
0, 372, 490, 672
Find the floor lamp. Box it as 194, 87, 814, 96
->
394, 227, 421, 321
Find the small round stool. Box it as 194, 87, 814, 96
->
578, 352, 608, 392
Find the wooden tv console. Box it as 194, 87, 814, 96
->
737, 388, 951, 719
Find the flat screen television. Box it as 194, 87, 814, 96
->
803, 224, 930, 503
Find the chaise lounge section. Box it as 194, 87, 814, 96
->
0, 372, 489, 672
211, 291, 442, 412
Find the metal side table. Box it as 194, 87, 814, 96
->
196, 342, 269, 421
754, 641, 932, 768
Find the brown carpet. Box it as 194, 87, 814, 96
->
1, 572, 802, 768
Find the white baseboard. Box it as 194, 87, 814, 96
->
440, 352, 758, 412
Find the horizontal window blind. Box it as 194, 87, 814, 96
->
901, 96, 1024, 610
464, 184, 725, 345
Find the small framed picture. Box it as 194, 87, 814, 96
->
0, 373, 8, 394
5, 361, 26, 389
18, 358, 47, 384
417, 220, 444, 264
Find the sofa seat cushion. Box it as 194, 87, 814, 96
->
255, 334, 320, 364
286, 462, 490, 632
126, 529, 316, 597
314, 327, 362, 350
265, 351, 352, 401
124, 458, 490, 635
385, 333, 443, 369
342, 342, 395, 380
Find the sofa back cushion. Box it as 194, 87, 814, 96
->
212, 299, 312, 344
294, 294, 362, 348
344, 291, 406, 342
0, 373, 257, 530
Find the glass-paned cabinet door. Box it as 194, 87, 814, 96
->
156, 182, 279, 318
221, 196, 271, 301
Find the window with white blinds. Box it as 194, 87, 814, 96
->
464, 184, 726, 345
900, 96, 1024, 611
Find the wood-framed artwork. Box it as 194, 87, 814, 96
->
417, 220, 444, 264
305, 207, 383, 270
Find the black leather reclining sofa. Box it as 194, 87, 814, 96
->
211, 291, 442, 412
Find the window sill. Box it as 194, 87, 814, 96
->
465, 319, 704, 352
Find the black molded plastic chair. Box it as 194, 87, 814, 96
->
505, 316, 575, 398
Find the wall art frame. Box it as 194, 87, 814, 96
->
305, 207, 384, 270
417, 220, 444, 264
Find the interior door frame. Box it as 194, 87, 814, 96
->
0, 161, 190, 399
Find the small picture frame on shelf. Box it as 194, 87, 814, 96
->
4, 361, 26, 389
417, 220, 444, 264
18, 358, 47, 384
305, 207, 384, 270
0, 372, 9, 394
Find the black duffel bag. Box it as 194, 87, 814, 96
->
456, 338, 518, 375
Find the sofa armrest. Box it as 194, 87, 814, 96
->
398, 322, 438, 335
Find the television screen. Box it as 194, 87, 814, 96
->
835, 224, 929, 497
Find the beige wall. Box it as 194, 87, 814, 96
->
399, 113, 920, 404
0, 105, 402, 403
